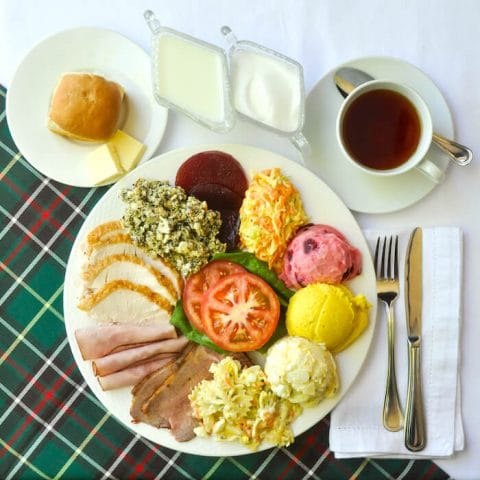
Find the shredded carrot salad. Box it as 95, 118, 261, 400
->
239, 168, 308, 272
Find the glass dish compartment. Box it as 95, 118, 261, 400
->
145, 11, 235, 133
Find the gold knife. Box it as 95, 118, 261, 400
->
404, 227, 426, 451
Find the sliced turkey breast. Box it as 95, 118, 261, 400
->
84, 237, 183, 295
86, 220, 124, 248
77, 280, 173, 325
84, 233, 134, 257
82, 253, 178, 305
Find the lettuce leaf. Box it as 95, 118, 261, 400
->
170, 300, 226, 354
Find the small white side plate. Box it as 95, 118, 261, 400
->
303, 56, 454, 214
6, 27, 168, 187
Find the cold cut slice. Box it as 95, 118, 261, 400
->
130, 343, 195, 426
82, 253, 179, 304
91, 337, 189, 376
141, 345, 223, 441
97, 356, 176, 391
77, 280, 173, 325
75, 323, 177, 360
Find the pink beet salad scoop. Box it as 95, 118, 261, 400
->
280, 224, 362, 289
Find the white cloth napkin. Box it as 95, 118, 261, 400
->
330, 227, 464, 458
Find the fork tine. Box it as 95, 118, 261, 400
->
374, 237, 380, 275
381, 236, 387, 279
393, 235, 399, 279
387, 236, 393, 279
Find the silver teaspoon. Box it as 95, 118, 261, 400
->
334, 67, 473, 166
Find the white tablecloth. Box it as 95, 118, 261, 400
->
1, 1, 479, 478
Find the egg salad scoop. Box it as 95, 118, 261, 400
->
286, 283, 370, 353
265, 336, 339, 407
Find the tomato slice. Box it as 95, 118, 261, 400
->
201, 272, 280, 352
182, 260, 246, 332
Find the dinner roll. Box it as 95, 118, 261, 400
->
47, 73, 124, 142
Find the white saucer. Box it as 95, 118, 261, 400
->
6, 27, 168, 187
303, 56, 454, 214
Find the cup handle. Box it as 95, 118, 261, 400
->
415, 158, 445, 184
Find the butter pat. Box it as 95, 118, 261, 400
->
108, 130, 146, 172
86, 143, 124, 185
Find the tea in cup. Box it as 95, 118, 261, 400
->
336, 80, 444, 183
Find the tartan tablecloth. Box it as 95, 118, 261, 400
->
0, 84, 451, 480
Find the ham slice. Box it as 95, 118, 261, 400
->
91, 336, 189, 376
75, 324, 177, 360
98, 356, 175, 391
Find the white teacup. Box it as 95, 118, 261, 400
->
336, 80, 444, 183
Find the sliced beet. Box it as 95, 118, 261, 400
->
188, 183, 243, 211
217, 209, 240, 251
175, 151, 248, 198
188, 183, 241, 251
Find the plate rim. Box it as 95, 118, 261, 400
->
63, 142, 378, 456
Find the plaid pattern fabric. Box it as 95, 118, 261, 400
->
0, 84, 450, 479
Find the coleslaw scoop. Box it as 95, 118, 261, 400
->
239, 168, 308, 272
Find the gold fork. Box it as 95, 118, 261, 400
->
375, 236, 404, 432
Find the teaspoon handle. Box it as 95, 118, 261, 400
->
432, 133, 473, 166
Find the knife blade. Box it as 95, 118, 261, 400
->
404, 227, 426, 451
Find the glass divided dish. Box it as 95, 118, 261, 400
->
144, 12, 310, 158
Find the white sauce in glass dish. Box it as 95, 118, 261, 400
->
153, 32, 228, 127
230, 49, 303, 133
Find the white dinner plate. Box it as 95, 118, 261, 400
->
6, 27, 168, 187
303, 56, 454, 214
63, 144, 377, 456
